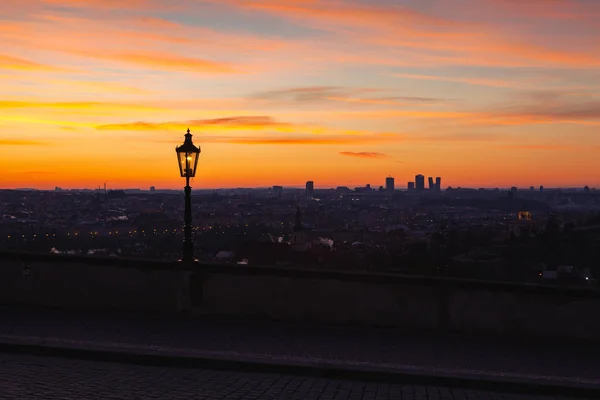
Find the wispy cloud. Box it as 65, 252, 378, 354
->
251, 86, 445, 105
394, 73, 518, 88
331, 97, 600, 126
499, 144, 572, 151
74, 51, 239, 73
0, 100, 164, 112
252, 86, 372, 102
47, 79, 150, 95
485, 0, 600, 20
214, 0, 600, 69
96, 116, 291, 131
40, 0, 150, 8
97, 117, 407, 145
222, 137, 380, 145
27, 0, 175, 12
339, 151, 390, 159
155, 134, 395, 146
0, 139, 48, 146
9, 170, 56, 175
0, 54, 65, 72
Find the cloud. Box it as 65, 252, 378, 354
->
0, 139, 48, 146
217, 0, 600, 69
0, 54, 65, 72
42, 0, 147, 7
251, 86, 445, 105
331, 96, 600, 127
234, 0, 455, 31
73, 51, 239, 73
499, 144, 574, 151
223, 137, 379, 145
96, 116, 290, 131
327, 96, 448, 106
493, 101, 600, 125
339, 152, 390, 159
485, 0, 600, 20
47, 79, 150, 95
10, 170, 55, 175
189, 116, 286, 126
394, 73, 518, 88
96, 117, 409, 147
155, 134, 395, 146
0, 13, 286, 77
0, 100, 164, 112
33, 0, 173, 11
510, 89, 595, 104
252, 86, 363, 102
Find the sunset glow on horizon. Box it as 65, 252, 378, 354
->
1, 0, 600, 190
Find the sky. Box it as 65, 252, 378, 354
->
1, 0, 600, 190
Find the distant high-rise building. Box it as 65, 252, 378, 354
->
435, 177, 441, 192
428, 177, 434, 191
407, 182, 415, 191
530, 186, 534, 192
415, 175, 425, 191
385, 176, 395, 192
306, 181, 314, 198
150, 186, 156, 192
272, 185, 283, 199
540, 185, 544, 193
354, 184, 373, 193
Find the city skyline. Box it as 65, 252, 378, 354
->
2, 0, 600, 189
2, 180, 595, 192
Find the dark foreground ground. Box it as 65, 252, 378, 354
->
1, 307, 599, 386
0, 353, 588, 400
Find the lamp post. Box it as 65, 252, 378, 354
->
176, 129, 201, 263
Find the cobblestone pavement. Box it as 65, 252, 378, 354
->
0, 354, 588, 400
1, 308, 599, 387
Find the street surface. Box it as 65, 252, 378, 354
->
0, 353, 587, 400
1, 308, 599, 387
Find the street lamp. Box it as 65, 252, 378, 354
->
176, 128, 201, 262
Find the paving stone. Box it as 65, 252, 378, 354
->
0, 353, 588, 400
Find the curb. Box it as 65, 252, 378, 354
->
0, 341, 598, 398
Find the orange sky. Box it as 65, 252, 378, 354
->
1, 0, 600, 189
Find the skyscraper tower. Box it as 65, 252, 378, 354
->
428, 177, 434, 191
385, 176, 395, 192
306, 181, 314, 199
415, 174, 425, 191
435, 177, 441, 192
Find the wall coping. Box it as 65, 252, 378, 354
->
1, 251, 599, 298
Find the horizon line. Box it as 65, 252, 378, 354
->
1, 185, 595, 192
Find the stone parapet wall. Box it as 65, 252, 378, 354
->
1, 251, 599, 340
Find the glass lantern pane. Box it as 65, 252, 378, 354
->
188, 152, 198, 177
177, 151, 186, 177
186, 151, 199, 177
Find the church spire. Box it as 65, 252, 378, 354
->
294, 204, 303, 232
